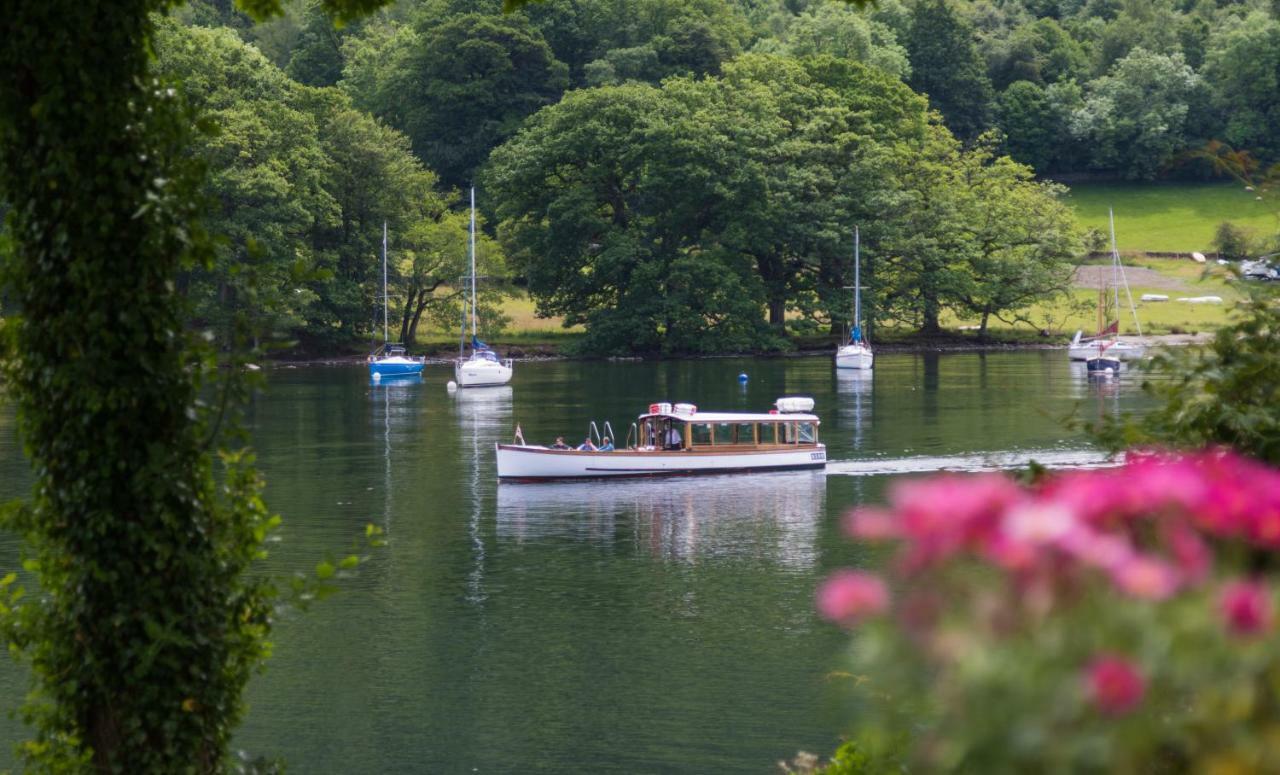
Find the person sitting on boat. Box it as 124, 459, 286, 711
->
550, 436, 570, 450
597, 437, 614, 452
577, 437, 596, 451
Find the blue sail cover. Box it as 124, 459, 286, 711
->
850, 326, 862, 344
472, 335, 488, 350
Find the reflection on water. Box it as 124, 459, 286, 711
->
497, 470, 826, 569
371, 374, 424, 536
0, 352, 1161, 773
833, 369, 872, 453
452, 385, 513, 606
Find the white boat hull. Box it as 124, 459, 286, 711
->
835, 344, 873, 370
496, 444, 827, 481
455, 358, 513, 387
1068, 341, 1144, 362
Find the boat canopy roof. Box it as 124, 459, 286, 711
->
640, 410, 819, 423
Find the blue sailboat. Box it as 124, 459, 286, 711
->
368, 222, 424, 380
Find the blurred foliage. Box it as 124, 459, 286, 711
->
1092, 279, 1280, 465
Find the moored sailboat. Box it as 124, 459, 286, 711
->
454, 187, 513, 388
835, 226, 873, 370
1069, 209, 1145, 365
368, 221, 425, 380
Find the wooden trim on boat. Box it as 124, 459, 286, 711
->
495, 444, 821, 456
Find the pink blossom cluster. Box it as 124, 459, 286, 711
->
817, 450, 1280, 715
836, 450, 1280, 604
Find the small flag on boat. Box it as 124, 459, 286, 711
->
514, 424, 525, 445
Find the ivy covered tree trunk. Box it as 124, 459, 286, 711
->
0, 1, 296, 770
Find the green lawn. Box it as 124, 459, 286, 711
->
946, 258, 1239, 336
413, 290, 582, 345
1065, 181, 1278, 253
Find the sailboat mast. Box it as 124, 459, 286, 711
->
469, 186, 478, 341
382, 220, 388, 344
1108, 208, 1120, 322
853, 225, 861, 335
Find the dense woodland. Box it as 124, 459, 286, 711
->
154, 0, 1278, 354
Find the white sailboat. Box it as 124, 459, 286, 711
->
835, 226, 873, 370
1068, 209, 1145, 365
368, 221, 425, 380
454, 187, 513, 388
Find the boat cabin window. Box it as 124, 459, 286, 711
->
779, 421, 817, 444
714, 423, 735, 445
758, 423, 777, 445
640, 418, 687, 449
735, 423, 756, 444
690, 423, 713, 446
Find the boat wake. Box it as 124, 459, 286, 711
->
826, 448, 1118, 477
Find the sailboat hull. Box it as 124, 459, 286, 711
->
455, 358, 513, 387
1068, 341, 1144, 362
1086, 356, 1122, 375
370, 361, 424, 377
835, 344, 873, 370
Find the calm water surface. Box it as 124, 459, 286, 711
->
0, 352, 1145, 772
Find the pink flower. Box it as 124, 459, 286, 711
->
889, 474, 1022, 569
817, 570, 889, 626
1111, 555, 1181, 600
1219, 579, 1273, 636
844, 507, 899, 541
1085, 654, 1145, 716
1165, 525, 1212, 584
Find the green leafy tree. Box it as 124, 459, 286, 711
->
394, 199, 509, 346
714, 55, 928, 332
872, 124, 977, 334
484, 53, 930, 353
155, 20, 337, 341
905, 0, 995, 142
421, 0, 751, 86
156, 18, 440, 345
988, 17, 1089, 89
1201, 13, 1280, 162
0, 0, 392, 769
996, 80, 1063, 172
948, 138, 1080, 336
1070, 48, 1205, 179
1092, 0, 1182, 75
483, 79, 787, 354
285, 1, 350, 87
387, 12, 568, 188
751, 2, 911, 79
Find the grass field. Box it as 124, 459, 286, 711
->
413, 291, 582, 345
1065, 181, 1277, 253
947, 258, 1240, 336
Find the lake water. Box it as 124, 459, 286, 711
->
0, 351, 1145, 772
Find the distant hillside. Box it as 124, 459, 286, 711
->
1066, 182, 1277, 253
